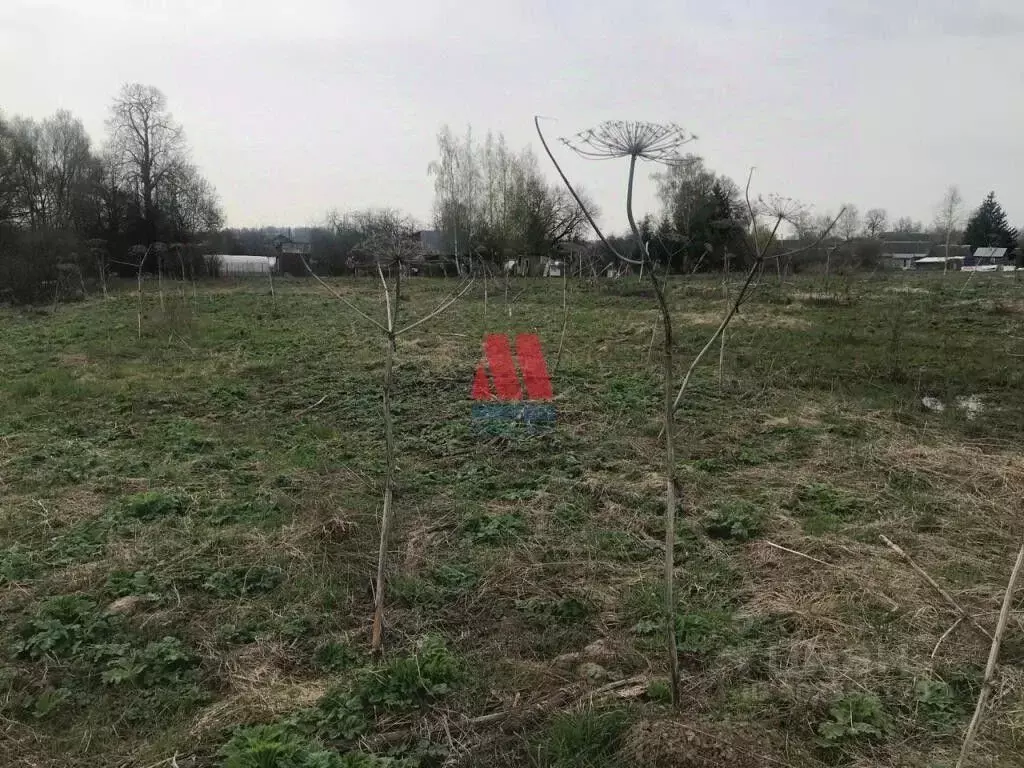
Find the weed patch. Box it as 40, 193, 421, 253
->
786, 482, 867, 534
461, 513, 526, 545
537, 709, 629, 768
703, 500, 763, 541
816, 692, 891, 745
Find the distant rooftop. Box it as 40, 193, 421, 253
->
883, 240, 934, 255
973, 247, 1008, 261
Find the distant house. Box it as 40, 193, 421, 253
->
272, 234, 311, 276
932, 244, 971, 261
968, 247, 1008, 266
883, 240, 932, 270
542, 257, 563, 277
913, 255, 962, 271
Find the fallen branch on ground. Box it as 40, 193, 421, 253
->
880, 535, 992, 641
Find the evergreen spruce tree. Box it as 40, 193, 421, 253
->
963, 192, 1018, 249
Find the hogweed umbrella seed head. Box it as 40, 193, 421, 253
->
560, 121, 696, 164
758, 194, 805, 224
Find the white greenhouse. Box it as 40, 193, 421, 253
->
211, 254, 277, 276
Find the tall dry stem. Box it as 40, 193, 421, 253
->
301, 248, 472, 653
955, 543, 1024, 768
537, 116, 688, 703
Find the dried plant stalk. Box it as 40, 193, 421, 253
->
537, 116, 692, 703
301, 248, 472, 652
955, 543, 1024, 768
880, 535, 992, 641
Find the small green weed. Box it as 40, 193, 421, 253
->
221, 724, 344, 768
516, 596, 593, 625
359, 635, 462, 710
105, 569, 164, 598
389, 575, 443, 607
390, 565, 478, 608
703, 501, 763, 541
552, 502, 585, 528
645, 679, 673, 704
538, 708, 629, 768
788, 482, 866, 534
221, 722, 414, 767
430, 564, 477, 592
692, 457, 729, 474
121, 490, 188, 520
306, 635, 462, 743
817, 693, 891, 743
314, 640, 362, 673
14, 596, 113, 660
912, 677, 962, 730
100, 636, 198, 688
208, 496, 287, 527
0, 545, 39, 583
631, 610, 734, 656
31, 687, 72, 719
461, 513, 526, 545
202, 565, 285, 598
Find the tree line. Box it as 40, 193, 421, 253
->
4, 84, 1023, 303
1, 84, 222, 302
214, 127, 599, 277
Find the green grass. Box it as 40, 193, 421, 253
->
2, 272, 1023, 766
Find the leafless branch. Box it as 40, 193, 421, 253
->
300, 253, 389, 333
670, 202, 844, 412
395, 278, 475, 337
535, 116, 629, 265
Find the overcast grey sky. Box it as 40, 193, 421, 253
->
3, 0, 1022, 232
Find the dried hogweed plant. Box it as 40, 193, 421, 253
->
536, 116, 842, 705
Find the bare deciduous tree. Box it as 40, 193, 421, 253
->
893, 215, 921, 234
836, 203, 860, 241
106, 84, 186, 243
863, 208, 888, 239
935, 185, 964, 275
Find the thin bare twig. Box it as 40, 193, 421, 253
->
295, 395, 329, 418
670, 204, 844, 412
553, 262, 569, 375
932, 617, 964, 660
377, 263, 394, 332
300, 253, 388, 333
956, 543, 1024, 768
764, 541, 900, 610
534, 116, 632, 265
880, 535, 992, 641
395, 278, 475, 336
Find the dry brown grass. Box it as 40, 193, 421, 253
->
191, 639, 326, 736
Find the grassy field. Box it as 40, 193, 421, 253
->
2, 270, 1023, 767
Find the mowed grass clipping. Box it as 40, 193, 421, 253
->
1, 272, 1023, 767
